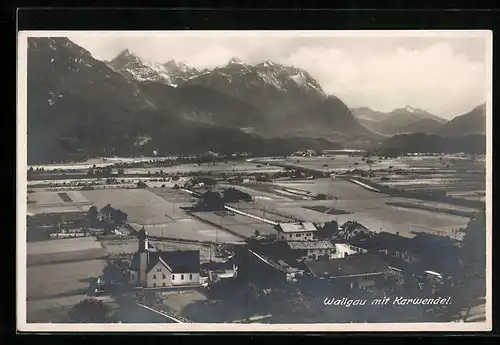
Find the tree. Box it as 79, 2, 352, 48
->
460, 212, 486, 298
87, 206, 99, 222
137, 181, 148, 189
446, 212, 487, 320
69, 298, 114, 322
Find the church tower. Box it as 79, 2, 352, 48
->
138, 227, 149, 286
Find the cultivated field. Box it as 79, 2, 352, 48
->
27, 237, 107, 266
82, 189, 189, 224
258, 155, 409, 173
26, 259, 106, 323
275, 178, 387, 200
27, 190, 92, 214
27, 237, 103, 256
132, 220, 242, 244
191, 211, 276, 238
226, 178, 470, 238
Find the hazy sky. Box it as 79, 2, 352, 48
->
68, 32, 489, 119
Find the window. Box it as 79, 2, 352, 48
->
296, 233, 301, 237
162, 274, 166, 279
189, 274, 193, 280
162, 282, 166, 287
181, 274, 184, 280
157, 268, 161, 272
153, 274, 156, 279
153, 283, 156, 287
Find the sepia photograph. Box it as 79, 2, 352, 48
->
17, 30, 492, 332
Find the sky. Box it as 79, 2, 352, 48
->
68, 32, 490, 120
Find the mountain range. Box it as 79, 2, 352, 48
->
352, 104, 486, 137
26, 37, 487, 164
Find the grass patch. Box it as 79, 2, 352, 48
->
57, 192, 73, 203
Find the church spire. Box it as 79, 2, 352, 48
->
138, 226, 149, 252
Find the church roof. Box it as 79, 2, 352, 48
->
129, 250, 200, 273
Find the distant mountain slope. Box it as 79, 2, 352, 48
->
380, 133, 485, 154
437, 103, 486, 136
353, 106, 448, 135
180, 58, 376, 139
352, 107, 394, 122
27, 37, 164, 163
26, 38, 344, 163
390, 117, 445, 134
108, 50, 377, 142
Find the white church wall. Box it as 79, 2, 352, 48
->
146, 261, 173, 288
171, 272, 200, 286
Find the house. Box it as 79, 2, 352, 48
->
410, 232, 461, 277
303, 253, 390, 292
338, 221, 374, 241
196, 191, 225, 211
274, 222, 317, 241
201, 260, 238, 282
222, 187, 252, 203
331, 243, 368, 258
286, 240, 336, 260
234, 242, 303, 287
349, 231, 420, 263
128, 229, 201, 288
100, 204, 128, 224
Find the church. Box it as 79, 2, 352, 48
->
128, 228, 201, 288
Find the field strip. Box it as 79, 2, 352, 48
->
385, 201, 475, 218
348, 179, 381, 193
29, 201, 93, 208
224, 205, 278, 226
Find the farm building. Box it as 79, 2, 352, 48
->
303, 253, 391, 293
286, 240, 336, 260
196, 191, 225, 211
100, 204, 128, 224
128, 228, 201, 288
274, 222, 317, 241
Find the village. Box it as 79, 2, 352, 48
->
25, 151, 486, 324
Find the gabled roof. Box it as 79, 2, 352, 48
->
276, 222, 317, 233
129, 250, 200, 274
411, 232, 458, 252
247, 249, 299, 274
350, 231, 413, 253
100, 204, 127, 217
148, 250, 200, 274
304, 254, 389, 278
341, 221, 370, 232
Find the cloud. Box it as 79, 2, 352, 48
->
281, 42, 485, 118
68, 34, 488, 119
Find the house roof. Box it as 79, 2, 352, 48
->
287, 240, 335, 250
304, 254, 389, 278
247, 249, 299, 273
201, 260, 235, 271
130, 250, 200, 273
276, 222, 317, 233
411, 232, 458, 252
100, 204, 127, 217
350, 231, 413, 253
341, 221, 370, 232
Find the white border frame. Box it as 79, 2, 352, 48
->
17, 30, 493, 333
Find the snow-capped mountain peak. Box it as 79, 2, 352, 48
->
108, 50, 201, 86
404, 105, 418, 113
